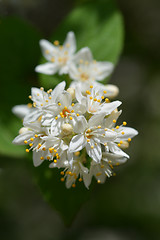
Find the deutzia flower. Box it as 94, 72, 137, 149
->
69, 47, 118, 98
69, 114, 117, 163
12, 81, 138, 189
35, 32, 76, 75
103, 110, 138, 158
75, 85, 121, 115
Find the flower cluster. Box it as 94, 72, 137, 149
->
12, 32, 138, 188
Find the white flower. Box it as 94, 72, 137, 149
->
104, 110, 138, 158
69, 47, 116, 97
35, 32, 76, 75
13, 120, 68, 167
69, 115, 117, 163
12, 81, 138, 189
23, 81, 66, 124
75, 85, 121, 115
84, 152, 128, 186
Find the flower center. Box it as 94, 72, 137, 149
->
80, 72, 89, 81
62, 107, 70, 117
58, 56, 68, 65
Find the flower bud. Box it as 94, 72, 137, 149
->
19, 127, 29, 135
120, 141, 129, 149
61, 123, 73, 136
103, 84, 119, 99
67, 88, 75, 99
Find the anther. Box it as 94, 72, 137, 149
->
103, 90, 107, 94
121, 131, 125, 135
26, 149, 29, 153
101, 96, 104, 99
76, 113, 79, 116
47, 156, 50, 160
40, 157, 44, 160
45, 50, 49, 54
34, 134, 38, 138
74, 151, 80, 156
113, 119, 116, 123
90, 85, 93, 88
60, 171, 64, 175
61, 177, 65, 182
128, 138, 131, 142
24, 140, 27, 144
116, 126, 119, 129
123, 121, 127, 126
105, 98, 109, 103
90, 96, 93, 100
79, 178, 83, 182
29, 143, 33, 147
97, 180, 101, 184
54, 40, 59, 46
54, 160, 57, 163
72, 183, 76, 188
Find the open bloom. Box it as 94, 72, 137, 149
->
75, 84, 121, 115
12, 81, 138, 189
69, 47, 118, 97
35, 32, 76, 75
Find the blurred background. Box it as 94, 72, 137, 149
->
0, 0, 160, 239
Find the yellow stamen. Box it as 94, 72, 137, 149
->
54, 40, 59, 46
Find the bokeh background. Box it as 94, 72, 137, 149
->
0, 0, 160, 239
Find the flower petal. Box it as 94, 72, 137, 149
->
99, 100, 122, 115
12, 104, 32, 119
12, 131, 33, 145
108, 142, 129, 158
51, 81, 66, 102
88, 113, 106, 127
39, 39, 57, 61
94, 61, 114, 80
74, 47, 93, 62
116, 127, 138, 142
35, 63, 59, 75
73, 115, 88, 133
102, 152, 128, 165
104, 110, 122, 129
69, 134, 86, 152
86, 140, 102, 163
63, 31, 76, 54
33, 151, 44, 167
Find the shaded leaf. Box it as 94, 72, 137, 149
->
0, 16, 41, 157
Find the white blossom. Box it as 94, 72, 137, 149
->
35, 32, 76, 75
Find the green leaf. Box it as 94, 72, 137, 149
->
39, 0, 124, 89
0, 16, 41, 157
32, 160, 95, 226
